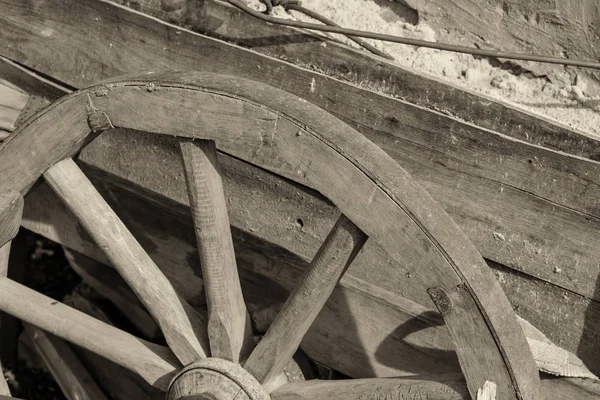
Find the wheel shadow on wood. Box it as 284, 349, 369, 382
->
374, 310, 460, 375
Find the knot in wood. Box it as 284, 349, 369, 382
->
167, 358, 270, 400
427, 287, 453, 315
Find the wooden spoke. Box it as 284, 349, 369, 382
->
43, 158, 208, 364
270, 376, 468, 400
0, 191, 23, 247
0, 277, 179, 390
181, 140, 251, 362
244, 215, 367, 385
24, 323, 109, 400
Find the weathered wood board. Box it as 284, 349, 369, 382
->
2, 0, 600, 376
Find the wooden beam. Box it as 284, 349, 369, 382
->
0, 277, 180, 390
44, 158, 209, 364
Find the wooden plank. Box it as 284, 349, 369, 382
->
24, 323, 109, 400
0, 277, 180, 390
1, 0, 600, 312
244, 215, 366, 387
43, 158, 208, 364
181, 140, 251, 362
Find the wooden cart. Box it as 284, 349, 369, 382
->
1, 1, 600, 399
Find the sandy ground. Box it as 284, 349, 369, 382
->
246, 0, 600, 137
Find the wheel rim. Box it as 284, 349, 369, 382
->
0, 71, 541, 399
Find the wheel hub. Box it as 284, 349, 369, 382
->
167, 358, 271, 400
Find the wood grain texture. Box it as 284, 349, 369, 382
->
0, 191, 23, 248
0, 277, 179, 389
181, 140, 251, 362
244, 215, 366, 386
24, 323, 109, 400
63, 248, 160, 340
44, 158, 208, 364
2, 0, 600, 312
0, 72, 540, 397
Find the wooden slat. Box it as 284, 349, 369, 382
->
63, 248, 160, 340
244, 215, 367, 386
43, 158, 208, 364
24, 323, 109, 400
181, 140, 251, 362
2, 0, 600, 314
0, 191, 23, 247
0, 277, 179, 390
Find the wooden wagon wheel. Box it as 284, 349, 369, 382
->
0, 72, 541, 399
